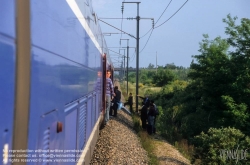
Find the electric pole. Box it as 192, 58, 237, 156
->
120, 39, 130, 95
122, 1, 140, 113
119, 49, 126, 82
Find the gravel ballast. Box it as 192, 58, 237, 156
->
90, 109, 148, 165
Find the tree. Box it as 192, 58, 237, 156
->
147, 63, 155, 69
152, 68, 176, 86
128, 72, 136, 83
165, 63, 176, 69
188, 15, 250, 135
223, 15, 250, 111
145, 15, 250, 165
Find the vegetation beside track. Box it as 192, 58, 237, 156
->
117, 15, 250, 164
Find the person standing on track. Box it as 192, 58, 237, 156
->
147, 102, 156, 135
105, 70, 114, 124
140, 101, 150, 130
124, 92, 133, 113
111, 86, 121, 117
150, 100, 158, 134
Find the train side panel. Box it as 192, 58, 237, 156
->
27, 0, 104, 164
0, 1, 16, 164
0, 0, 108, 164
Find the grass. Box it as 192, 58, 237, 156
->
174, 139, 194, 161
119, 81, 161, 97
132, 115, 159, 165
139, 131, 159, 165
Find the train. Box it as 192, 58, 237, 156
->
0, 0, 114, 164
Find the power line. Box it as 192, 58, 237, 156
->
108, 48, 124, 56
155, 0, 173, 24
140, 0, 172, 39
140, 28, 153, 39
140, 29, 153, 53
98, 18, 127, 19
139, 0, 188, 53
98, 19, 136, 39
102, 1, 189, 68
138, 0, 172, 51
155, 0, 189, 29
130, 51, 136, 63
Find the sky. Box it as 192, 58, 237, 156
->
92, 0, 250, 68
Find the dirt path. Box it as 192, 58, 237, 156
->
152, 135, 191, 165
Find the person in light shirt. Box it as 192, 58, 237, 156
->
105, 70, 115, 124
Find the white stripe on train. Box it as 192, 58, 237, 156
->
66, 0, 102, 54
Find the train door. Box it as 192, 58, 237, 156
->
102, 54, 107, 123
111, 67, 114, 83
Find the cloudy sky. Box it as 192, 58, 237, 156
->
92, 0, 250, 68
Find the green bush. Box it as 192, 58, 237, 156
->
192, 127, 250, 165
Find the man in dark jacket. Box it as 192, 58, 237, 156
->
150, 100, 158, 134
111, 86, 121, 117
140, 101, 149, 130
137, 95, 149, 106
124, 92, 133, 113
147, 102, 156, 134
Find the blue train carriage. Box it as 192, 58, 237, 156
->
0, 0, 113, 165
0, 1, 16, 165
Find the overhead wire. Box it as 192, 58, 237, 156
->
139, 0, 188, 53
155, 0, 173, 25
154, 0, 189, 29
102, 0, 189, 65
139, 28, 152, 39
108, 48, 125, 56
139, 0, 173, 52
139, 29, 154, 53
130, 50, 136, 63
140, 0, 173, 39
98, 19, 136, 39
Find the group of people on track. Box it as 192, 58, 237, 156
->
105, 70, 158, 134
105, 70, 121, 125
137, 95, 158, 134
